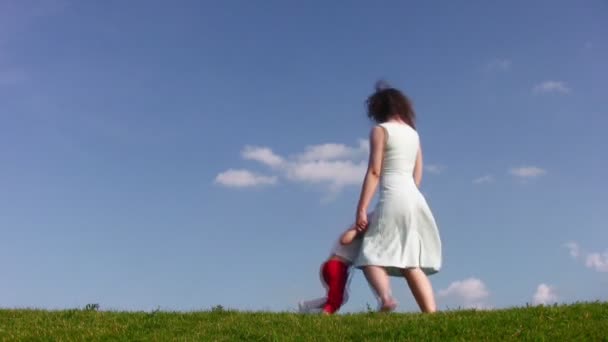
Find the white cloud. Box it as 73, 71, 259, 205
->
285, 141, 368, 191
296, 140, 367, 162
242, 146, 284, 168
509, 166, 547, 178
216, 140, 369, 196
585, 251, 608, 273
563, 241, 608, 273
485, 59, 511, 72
286, 159, 367, 190
425, 164, 444, 175
564, 241, 580, 259
214, 169, 277, 188
533, 81, 571, 94
473, 175, 494, 184
438, 278, 490, 309
533, 284, 558, 305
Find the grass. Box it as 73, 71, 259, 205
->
1, 302, 607, 341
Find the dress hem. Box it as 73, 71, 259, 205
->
354, 262, 440, 277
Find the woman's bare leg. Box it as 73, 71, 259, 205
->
402, 268, 437, 313
363, 265, 397, 311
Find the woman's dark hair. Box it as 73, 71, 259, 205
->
366, 81, 416, 128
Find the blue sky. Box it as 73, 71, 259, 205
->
1, 0, 606, 312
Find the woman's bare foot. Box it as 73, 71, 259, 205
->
380, 298, 397, 312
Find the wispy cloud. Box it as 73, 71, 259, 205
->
564, 241, 580, 259
214, 169, 277, 188
473, 175, 494, 185
425, 164, 445, 175
563, 241, 608, 273
509, 166, 547, 179
438, 278, 490, 309
585, 252, 608, 273
484, 58, 511, 72
533, 284, 558, 306
533, 81, 571, 94
242, 146, 285, 168
297, 140, 368, 162
286, 159, 367, 190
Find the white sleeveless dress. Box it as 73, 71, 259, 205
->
354, 122, 442, 276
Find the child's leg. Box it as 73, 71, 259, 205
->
298, 297, 327, 313
298, 263, 330, 313
321, 260, 349, 314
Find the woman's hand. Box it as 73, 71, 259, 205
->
356, 210, 369, 232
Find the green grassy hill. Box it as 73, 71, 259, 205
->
1, 302, 606, 341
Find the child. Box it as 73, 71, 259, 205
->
298, 215, 369, 314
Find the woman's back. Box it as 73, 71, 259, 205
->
378, 121, 419, 195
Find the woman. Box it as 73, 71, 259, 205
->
354, 82, 442, 313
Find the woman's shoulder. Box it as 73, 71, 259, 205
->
369, 124, 387, 137
377, 122, 418, 137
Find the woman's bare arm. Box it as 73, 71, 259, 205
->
413, 145, 423, 187
356, 126, 385, 226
